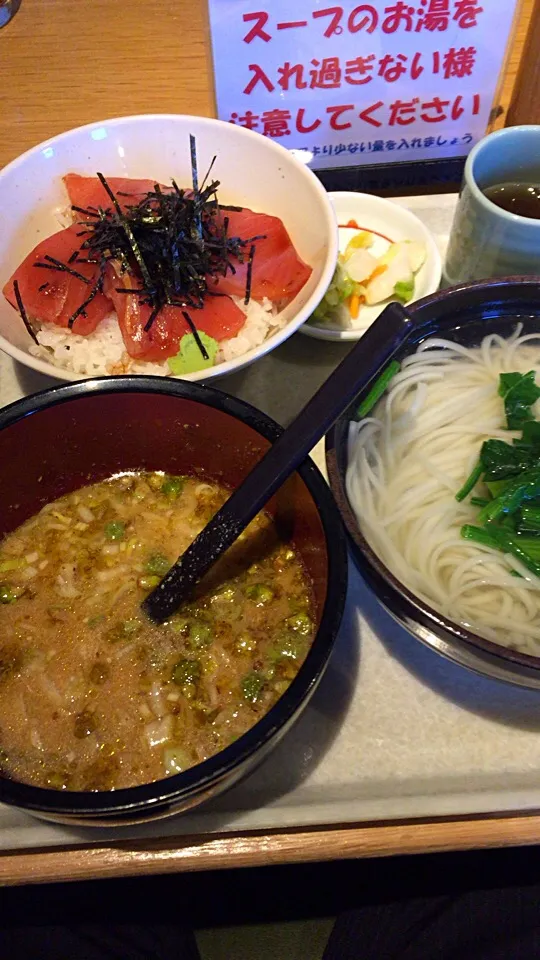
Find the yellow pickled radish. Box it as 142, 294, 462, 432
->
344, 231, 373, 260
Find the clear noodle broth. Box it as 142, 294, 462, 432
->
0, 473, 314, 791
346, 328, 540, 655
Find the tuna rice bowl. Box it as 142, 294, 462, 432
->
2, 141, 313, 379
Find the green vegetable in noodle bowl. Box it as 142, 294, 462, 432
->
451, 368, 540, 578
0, 471, 315, 792
346, 328, 540, 657
499, 371, 540, 430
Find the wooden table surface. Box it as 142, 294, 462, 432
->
0, 0, 216, 169
1, 0, 540, 886
0, 0, 534, 170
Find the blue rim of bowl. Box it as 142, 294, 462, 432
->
0, 376, 348, 818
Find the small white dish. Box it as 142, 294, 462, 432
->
300, 191, 442, 342
0, 114, 338, 382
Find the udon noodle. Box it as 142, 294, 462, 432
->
346, 327, 540, 655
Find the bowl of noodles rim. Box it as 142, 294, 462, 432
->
0, 376, 348, 825
326, 276, 540, 689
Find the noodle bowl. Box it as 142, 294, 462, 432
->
346, 327, 540, 656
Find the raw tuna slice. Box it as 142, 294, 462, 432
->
64, 174, 171, 214
104, 265, 246, 362
209, 207, 312, 303
3, 224, 111, 335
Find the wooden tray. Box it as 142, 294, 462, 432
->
3, 194, 540, 884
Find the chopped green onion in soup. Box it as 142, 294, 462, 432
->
0, 471, 315, 791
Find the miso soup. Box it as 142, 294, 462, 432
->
0, 472, 314, 791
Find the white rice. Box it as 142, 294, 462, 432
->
29, 296, 282, 378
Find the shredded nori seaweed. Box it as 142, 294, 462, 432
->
12, 280, 38, 344
244, 244, 257, 306
26, 138, 266, 357
34, 256, 90, 284
181, 311, 210, 360
67, 269, 106, 330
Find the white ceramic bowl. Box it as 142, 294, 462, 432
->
0, 114, 338, 382
301, 191, 442, 342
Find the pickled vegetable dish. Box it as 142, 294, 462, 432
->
309, 220, 426, 331
0, 473, 314, 791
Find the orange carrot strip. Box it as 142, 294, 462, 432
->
368, 264, 388, 283
349, 293, 361, 319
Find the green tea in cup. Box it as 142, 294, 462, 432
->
444, 126, 540, 286
482, 182, 540, 219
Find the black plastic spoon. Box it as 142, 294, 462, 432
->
143, 300, 417, 623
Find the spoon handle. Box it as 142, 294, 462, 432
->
143, 301, 415, 622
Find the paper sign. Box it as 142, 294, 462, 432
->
208, 0, 518, 169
